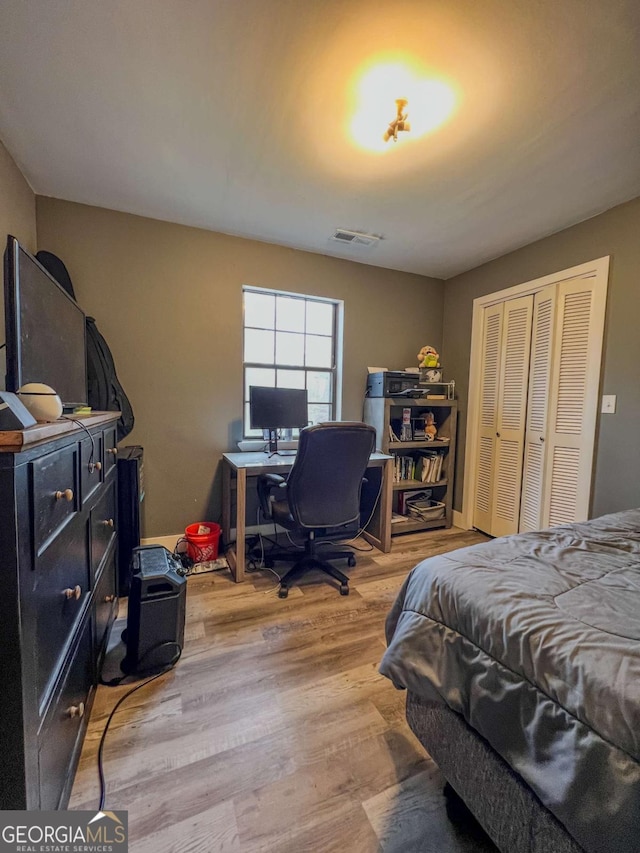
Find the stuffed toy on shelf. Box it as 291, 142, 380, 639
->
417, 345, 440, 368
425, 411, 438, 441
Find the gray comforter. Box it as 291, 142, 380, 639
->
380, 510, 640, 853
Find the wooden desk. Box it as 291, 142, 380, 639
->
221, 451, 393, 582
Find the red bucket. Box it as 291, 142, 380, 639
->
185, 522, 221, 563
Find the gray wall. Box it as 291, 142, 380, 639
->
0, 140, 36, 253
443, 195, 640, 517
36, 197, 444, 536
0, 141, 37, 386
13, 145, 636, 531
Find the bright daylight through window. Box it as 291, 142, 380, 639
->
243, 287, 341, 439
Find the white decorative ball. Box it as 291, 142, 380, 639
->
17, 383, 63, 422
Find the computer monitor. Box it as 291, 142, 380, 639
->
250, 386, 308, 454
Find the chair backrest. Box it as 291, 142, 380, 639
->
286, 422, 376, 529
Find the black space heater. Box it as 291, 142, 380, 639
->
121, 545, 187, 675
117, 445, 144, 596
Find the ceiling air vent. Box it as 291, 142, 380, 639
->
330, 228, 380, 248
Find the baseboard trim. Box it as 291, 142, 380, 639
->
142, 523, 282, 550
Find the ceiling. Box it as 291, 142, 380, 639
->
0, 0, 639, 279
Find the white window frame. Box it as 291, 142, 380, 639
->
241, 286, 343, 448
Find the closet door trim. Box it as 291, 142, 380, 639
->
460, 256, 610, 531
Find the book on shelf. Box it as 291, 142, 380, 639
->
393, 454, 417, 482
416, 449, 444, 483
392, 449, 446, 484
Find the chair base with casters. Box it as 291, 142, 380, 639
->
260, 529, 356, 598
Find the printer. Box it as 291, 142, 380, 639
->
366, 371, 422, 397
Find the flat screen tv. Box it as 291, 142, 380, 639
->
3, 235, 87, 408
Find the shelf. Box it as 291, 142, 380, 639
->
388, 440, 451, 449
364, 394, 456, 539
393, 479, 448, 490
387, 398, 455, 407
390, 516, 448, 534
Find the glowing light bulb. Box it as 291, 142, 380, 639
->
350, 62, 456, 152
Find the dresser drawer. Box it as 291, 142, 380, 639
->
38, 616, 93, 810
103, 425, 118, 478
91, 482, 117, 576
95, 548, 117, 651
31, 444, 79, 556
80, 433, 104, 506
34, 520, 90, 708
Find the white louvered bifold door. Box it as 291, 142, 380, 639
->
490, 295, 534, 537
473, 303, 503, 535
519, 286, 556, 532
542, 276, 606, 526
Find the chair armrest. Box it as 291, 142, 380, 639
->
257, 473, 288, 519
261, 473, 287, 487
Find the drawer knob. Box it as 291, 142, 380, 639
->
67, 702, 85, 719
104, 594, 116, 603
89, 461, 102, 473
55, 488, 74, 502
106, 447, 118, 456
64, 585, 82, 601
103, 518, 115, 528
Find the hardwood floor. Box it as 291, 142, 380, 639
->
70, 528, 494, 852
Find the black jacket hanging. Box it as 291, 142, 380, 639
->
35, 250, 135, 440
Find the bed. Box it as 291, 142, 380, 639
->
380, 510, 640, 853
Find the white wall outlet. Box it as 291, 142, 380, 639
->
601, 394, 617, 414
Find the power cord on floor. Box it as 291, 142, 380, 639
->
244, 511, 285, 592
172, 535, 232, 575
245, 558, 284, 593
97, 640, 182, 809
246, 476, 383, 592
316, 475, 384, 552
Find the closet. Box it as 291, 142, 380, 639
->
468, 260, 608, 537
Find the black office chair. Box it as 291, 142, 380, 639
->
256, 421, 376, 598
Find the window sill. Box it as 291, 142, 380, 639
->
237, 439, 298, 452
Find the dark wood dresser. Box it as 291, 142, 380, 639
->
0, 413, 120, 810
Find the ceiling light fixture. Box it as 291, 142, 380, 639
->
383, 98, 410, 143
350, 63, 456, 152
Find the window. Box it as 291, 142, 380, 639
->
243, 287, 341, 438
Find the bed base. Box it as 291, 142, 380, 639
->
406, 692, 584, 853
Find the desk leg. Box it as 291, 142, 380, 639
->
362, 458, 393, 554
222, 461, 231, 547
232, 468, 247, 582
378, 456, 392, 552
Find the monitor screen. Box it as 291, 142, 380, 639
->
250, 386, 308, 430
4, 236, 87, 407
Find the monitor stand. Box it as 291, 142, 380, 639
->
266, 429, 296, 458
